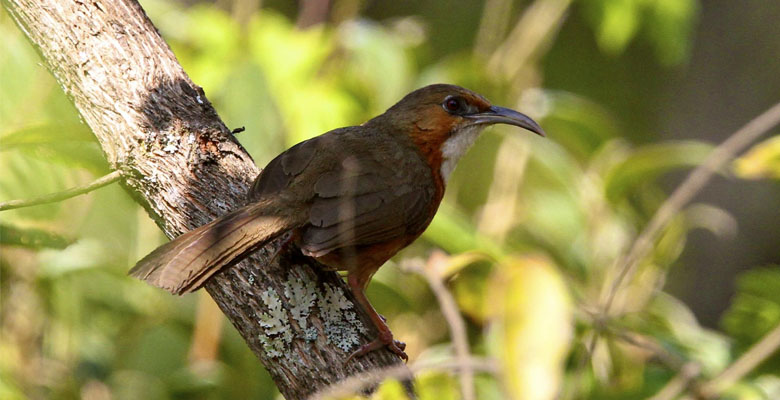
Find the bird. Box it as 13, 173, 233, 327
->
130, 84, 544, 361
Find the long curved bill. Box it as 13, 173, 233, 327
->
467, 105, 545, 137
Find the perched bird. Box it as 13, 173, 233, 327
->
130, 84, 544, 361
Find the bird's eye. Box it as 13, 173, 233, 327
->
442, 96, 465, 114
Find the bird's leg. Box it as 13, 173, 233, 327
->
346, 273, 408, 362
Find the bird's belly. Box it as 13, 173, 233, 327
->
310, 236, 409, 275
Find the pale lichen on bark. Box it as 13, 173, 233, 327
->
255, 264, 366, 359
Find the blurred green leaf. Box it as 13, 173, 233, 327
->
591, 0, 642, 55
581, 0, 698, 65
451, 261, 493, 322
642, 293, 731, 375
0, 151, 81, 220
423, 202, 505, 260
1, 124, 108, 173
538, 90, 621, 160
166, 5, 242, 91
248, 12, 360, 145
645, 0, 699, 65
38, 239, 111, 277
722, 267, 780, 347
604, 140, 713, 203
0, 223, 72, 249
337, 20, 416, 110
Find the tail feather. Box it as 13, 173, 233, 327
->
130, 199, 300, 294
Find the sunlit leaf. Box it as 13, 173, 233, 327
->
645, 0, 699, 66
371, 379, 409, 400
581, 0, 698, 65
164, 5, 242, 91
594, 0, 641, 55
751, 375, 780, 400
488, 256, 572, 400
416, 371, 459, 400
734, 135, 780, 180
248, 12, 359, 145
0, 379, 26, 400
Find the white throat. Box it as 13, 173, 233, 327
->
440, 125, 484, 184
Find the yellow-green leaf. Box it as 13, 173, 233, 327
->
734, 135, 780, 180
488, 256, 572, 400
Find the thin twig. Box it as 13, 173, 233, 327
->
0, 170, 122, 211
698, 321, 780, 398
602, 101, 780, 314
308, 357, 498, 400
402, 253, 475, 400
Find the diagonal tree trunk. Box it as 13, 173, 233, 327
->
1, 0, 405, 397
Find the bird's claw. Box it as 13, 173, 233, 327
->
345, 337, 408, 363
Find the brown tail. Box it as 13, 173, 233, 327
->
129, 199, 302, 294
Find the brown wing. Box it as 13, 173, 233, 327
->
299, 152, 436, 257
249, 135, 321, 201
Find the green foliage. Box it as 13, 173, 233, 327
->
5, 1, 779, 399
723, 267, 780, 346
735, 135, 780, 180
580, 0, 699, 65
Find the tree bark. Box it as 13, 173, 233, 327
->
1, 0, 405, 398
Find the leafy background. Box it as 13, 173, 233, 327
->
1, 0, 779, 399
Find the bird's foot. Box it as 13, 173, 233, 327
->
346, 332, 407, 363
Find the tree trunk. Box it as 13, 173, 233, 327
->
1, 0, 405, 398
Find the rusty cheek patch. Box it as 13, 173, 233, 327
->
408, 108, 459, 201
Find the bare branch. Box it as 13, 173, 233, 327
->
0, 170, 122, 212
603, 101, 780, 314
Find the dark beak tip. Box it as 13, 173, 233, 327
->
485, 105, 546, 138
527, 119, 546, 138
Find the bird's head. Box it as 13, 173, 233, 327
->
371, 84, 545, 183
